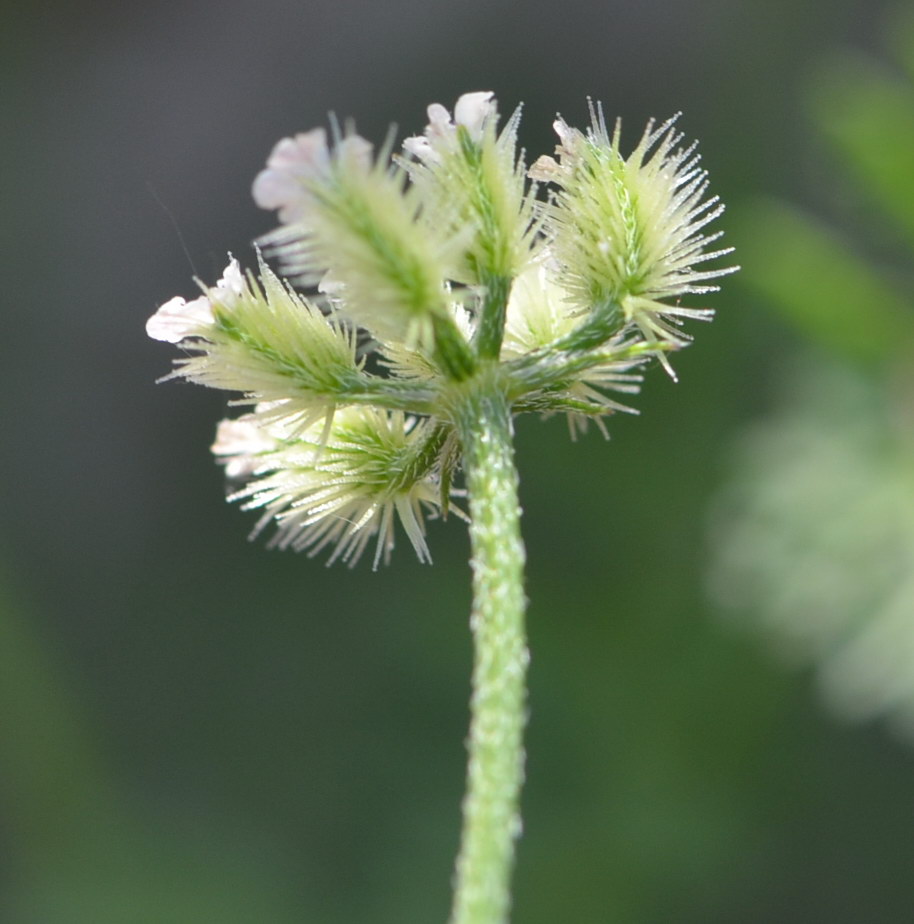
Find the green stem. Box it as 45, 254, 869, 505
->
450, 377, 528, 924
434, 313, 478, 381
553, 297, 624, 352
504, 339, 658, 399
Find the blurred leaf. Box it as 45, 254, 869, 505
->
732, 199, 913, 366
808, 52, 914, 249
713, 8, 914, 747
708, 359, 914, 738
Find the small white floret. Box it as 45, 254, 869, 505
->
146, 293, 214, 343
212, 416, 277, 458
146, 256, 244, 342
403, 91, 497, 162
453, 91, 495, 139
426, 103, 453, 138
214, 256, 247, 306
402, 135, 436, 163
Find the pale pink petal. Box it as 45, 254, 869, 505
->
252, 128, 330, 223
251, 169, 302, 209
336, 134, 373, 170
268, 129, 329, 172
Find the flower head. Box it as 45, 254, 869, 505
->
216, 406, 462, 568
402, 92, 538, 286
151, 255, 361, 434
254, 125, 461, 352
532, 106, 737, 363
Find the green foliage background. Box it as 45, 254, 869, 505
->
2, 0, 913, 921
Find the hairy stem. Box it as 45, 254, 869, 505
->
450, 377, 528, 924
434, 312, 478, 381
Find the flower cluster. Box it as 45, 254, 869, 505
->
148, 92, 735, 564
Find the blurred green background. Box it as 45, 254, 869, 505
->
3, 0, 914, 920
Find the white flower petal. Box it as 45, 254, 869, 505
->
215, 256, 245, 303
212, 417, 279, 479
404, 92, 497, 161
146, 257, 243, 343
425, 103, 452, 137
402, 135, 437, 163
453, 91, 495, 139
212, 417, 277, 458
146, 294, 214, 343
